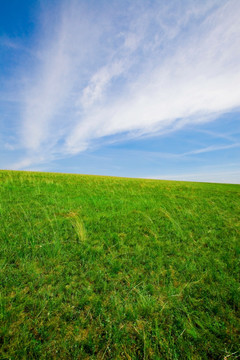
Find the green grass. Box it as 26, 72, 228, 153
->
0, 170, 239, 359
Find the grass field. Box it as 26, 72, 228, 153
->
0, 170, 239, 359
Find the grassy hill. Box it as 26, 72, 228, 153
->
0, 170, 239, 359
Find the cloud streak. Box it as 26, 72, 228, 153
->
150, 169, 240, 184
8, 0, 240, 168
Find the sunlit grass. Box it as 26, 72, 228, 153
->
0, 170, 239, 359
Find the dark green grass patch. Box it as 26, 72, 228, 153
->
0, 170, 239, 359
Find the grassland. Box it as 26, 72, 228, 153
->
0, 170, 239, 359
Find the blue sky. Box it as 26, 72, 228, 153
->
1, 0, 240, 183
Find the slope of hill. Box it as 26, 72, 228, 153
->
0, 170, 239, 359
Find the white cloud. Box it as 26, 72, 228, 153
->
0, 36, 20, 49
150, 170, 240, 184
80, 61, 126, 108
13, 0, 240, 165
182, 143, 240, 156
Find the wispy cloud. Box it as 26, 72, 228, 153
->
65, 0, 240, 154
182, 142, 240, 156
150, 169, 240, 184
0, 36, 20, 49
5, 0, 240, 169
117, 142, 240, 163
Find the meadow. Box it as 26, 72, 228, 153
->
0, 170, 239, 359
